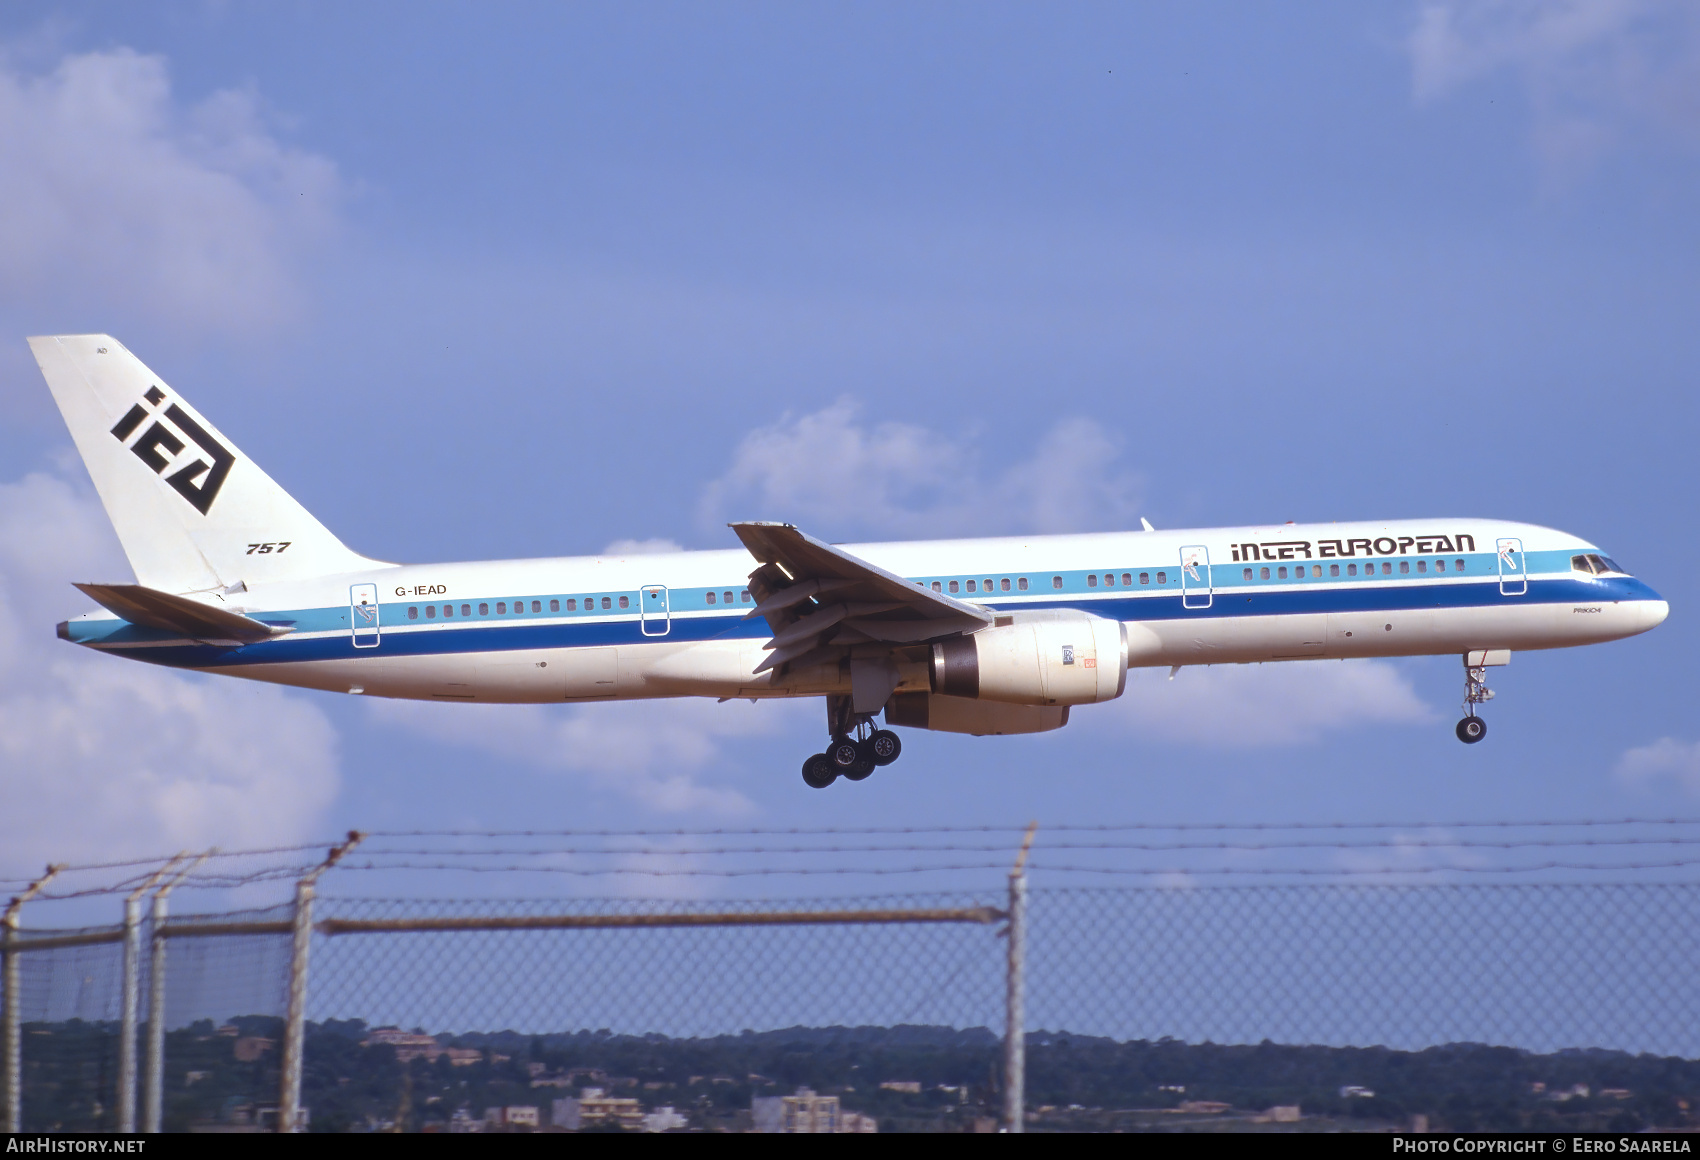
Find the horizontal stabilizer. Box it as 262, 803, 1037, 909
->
73, 582, 291, 644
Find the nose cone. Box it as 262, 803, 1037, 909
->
1617, 577, 1670, 635
1639, 599, 1670, 633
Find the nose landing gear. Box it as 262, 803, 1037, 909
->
1455, 659, 1495, 745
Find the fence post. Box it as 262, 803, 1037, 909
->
120, 857, 183, 1134
278, 832, 363, 1134
1003, 824, 1036, 1134
2, 865, 63, 1135
143, 851, 203, 1134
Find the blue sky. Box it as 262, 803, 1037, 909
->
2, 2, 1698, 892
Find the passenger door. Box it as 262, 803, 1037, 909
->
350, 583, 380, 649
1497, 538, 1527, 596
1180, 545, 1213, 610
640, 585, 671, 636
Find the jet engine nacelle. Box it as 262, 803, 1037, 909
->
930, 611, 1128, 707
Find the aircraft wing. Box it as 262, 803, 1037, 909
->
730, 522, 991, 676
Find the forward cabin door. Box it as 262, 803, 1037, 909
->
350, 583, 380, 648
640, 585, 671, 637
1497, 538, 1528, 596
1180, 545, 1213, 609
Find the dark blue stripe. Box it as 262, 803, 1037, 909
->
79, 575, 1662, 671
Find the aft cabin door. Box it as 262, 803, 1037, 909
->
1180, 545, 1212, 609
640, 585, 670, 637
1497, 538, 1528, 596
350, 583, 380, 648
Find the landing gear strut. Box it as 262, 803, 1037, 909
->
1455, 662, 1493, 745
800, 696, 903, 788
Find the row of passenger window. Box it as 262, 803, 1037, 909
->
1244, 559, 1467, 581
703, 591, 753, 604
1085, 572, 1162, 587
929, 577, 1032, 595
407, 596, 625, 621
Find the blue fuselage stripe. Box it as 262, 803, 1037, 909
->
68, 575, 1662, 670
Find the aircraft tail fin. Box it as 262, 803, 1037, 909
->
29, 334, 383, 593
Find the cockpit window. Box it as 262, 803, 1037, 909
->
1572, 553, 1628, 576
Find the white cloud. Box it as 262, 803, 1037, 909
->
698, 400, 1143, 540
0, 472, 341, 876
1614, 737, 1700, 793
365, 695, 806, 816
1086, 659, 1433, 747
602, 538, 684, 556
1409, 0, 1700, 175
1331, 828, 1491, 881
0, 45, 341, 330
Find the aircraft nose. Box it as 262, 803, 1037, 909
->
1641, 599, 1671, 631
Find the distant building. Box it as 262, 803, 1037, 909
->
752, 1088, 875, 1133
1267, 1106, 1301, 1123
553, 1088, 645, 1131
1600, 1089, 1632, 1100
880, 1081, 921, 1094
444, 1048, 483, 1066
1339, 1086, 1375, 1099
485, 1106, 539, 1129
840, 1112, 878, 1133
1177, 1101, 1231, 1115
233, 1036, 275, 1062
642, 1106, 689, 1133
362, 1028, 445, 1063
448, 1108, 481, 1134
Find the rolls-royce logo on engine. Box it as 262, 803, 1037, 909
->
109, 386, 235, 515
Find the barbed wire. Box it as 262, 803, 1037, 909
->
366, 817, 1700, 837
343, 836, 1700, 857
18, 818, 1700, 899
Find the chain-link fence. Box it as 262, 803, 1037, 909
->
1029, 884, 1700, 1056
8, 829, 1700, 1133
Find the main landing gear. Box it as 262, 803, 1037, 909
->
1455, 660, 1494, 745
801, 726, 902, 788
801, 697, 903, 788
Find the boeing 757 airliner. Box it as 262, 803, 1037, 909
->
31, 336, 1669, 788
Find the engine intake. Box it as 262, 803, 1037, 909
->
931, 612, 1127, 706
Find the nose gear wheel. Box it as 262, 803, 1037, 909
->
1456, 662, 1495, 744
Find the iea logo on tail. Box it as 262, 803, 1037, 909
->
109, 386, 235, 515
